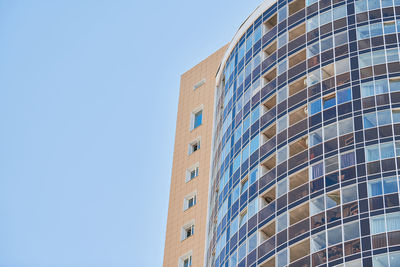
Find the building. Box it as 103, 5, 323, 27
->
163, 45, 227, 267
207, 0, 400, 266
165, 0, 400, 266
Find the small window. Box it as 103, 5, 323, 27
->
193, 110, 202, 129
390, 78, 400, 92
184, 193, 197, 211
183, 256, 192, 267
188, 139, 201, 155
181, 223, 195, 241
193, 79, 205, 90
186, 164, 199, 182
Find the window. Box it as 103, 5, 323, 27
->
193, 79, 205, 90
248, 233, 257, 252
309, 99, 322, 115
276, 213, 288, 232
249, 167, 258, 184
231, 216, 239, 235
277, 178, 287, 197
360, 81, 374, 97
342, 185, 358, 204
328, 226, 342, 246
378, 110, 392, 126
363, 112, 377, 129
191, 109, 203, 130
341, 151, 355, 169
386, 49, 399, 62
184, 193, 196, 211
277, 146, 288, 164
309, 129, 323, 146
324, 123, 337, 141
366, 144, 380, 162
248, 199, 258, 218
390, 78, 400, 92
188, 139, 200, 155
383, 176, 398, 194
380, 142, 395, 159
180, 254, 192, 267
186, 164, 199, 182
310, 195, 325, 215
337, 88, 352, 104
250, 134, 259, 154
392, 109, 400, 124
368, 179, 383, 197
277, 115, 288, 132
343, 221, 360, 241
181, 223, 195, 241
323, 94, 336, 109
239, 209, 247, 228
240, 176, 249, 194
311, 231, 326, 252
310, 162, 323, 180
370, 215, 386, 234
338, 118, 353, 136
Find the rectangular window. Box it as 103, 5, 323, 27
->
390, 78, 400, 92
309, 129, 323, 146
368, 179, 383, 197
394, 110, 400, 124
182, 224, 195, 241
323, 94, 336, 109
366, 144, 380, 162
363, 112, 377, 129
184, 193, 197, 210
343, 221, 360, 241
375, 79, 389, 95
240, 177, 249, 194
309, 99, 322, 115
193, 79, 205, 90
186, 164, 199, 182
380, 142, 395, 159
378, 110, 392, 126
337, 88, 352, 104
359, 52, 372, 68
361, 81, 374, 97
182, 255, 192, 267
311, 162, 324, 180
239, 209, 247, 228
370, 215, 386, 235
188, 139, 200, 155
325, 155, 339, 174
341, 152, 355, 169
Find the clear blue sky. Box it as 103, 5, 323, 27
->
0, 0, 262, 266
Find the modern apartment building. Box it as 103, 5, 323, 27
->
163, 45, 227, 267
165, 0, 400, 266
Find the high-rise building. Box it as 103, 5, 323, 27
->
165, 0, 400, 266
163, 45, 228, 267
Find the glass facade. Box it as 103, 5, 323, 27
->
206, 0, 400, 266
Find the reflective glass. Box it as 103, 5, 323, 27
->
307, 42, 320, 58
372, 50, 386, 65
386, 49, 399, 62
333, 5, 347, 20
320, 10, 332, 25
344, 221, 360, 241
310, 195, 325, 215
338, 118, 353, 135
342, 185, 358, 204
277, 213, 288, 232
383, 176, 398, 194
277, 249, 287, 267
380, 142, 395, 159
368, 179, 383, 197
355, 0, 367, 13
370, 215, 386, 234
307, 16, 319, 32
311, 231, 326, 252
363, 112, 377, 129
310, 129, 323, 146
375, 79, 389, 95
370, 23, 383, 37
337, 88, 352, 104
309, 99, 322, 115
377, 110, 392, 126
277, 146, 287, 164
390, 79, 400, 92
357, 24, 370, 40
324, 123, 337, 140
359, 52, 372, 68
368, 0, 380, 9
328, 227, 342, 245
366, 144, 380, 162
384, 21, 396, 34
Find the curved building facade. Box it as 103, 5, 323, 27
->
206, 0, 400, 266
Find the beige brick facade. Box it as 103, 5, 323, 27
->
163, 45, 228, 267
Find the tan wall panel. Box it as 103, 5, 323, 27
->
163, 45, 228, 267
